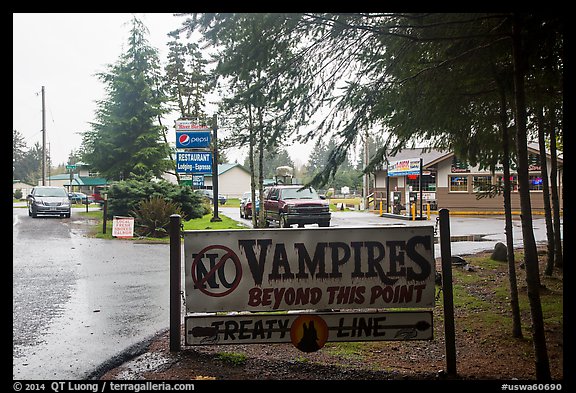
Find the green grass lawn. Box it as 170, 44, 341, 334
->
81, 209, 248, 241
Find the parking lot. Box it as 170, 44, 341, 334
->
220, 206, 560, 257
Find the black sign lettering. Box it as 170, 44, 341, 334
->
295, 242, 328, 279
238, 239, 272, 286
328, 242, 350, 279
406, 236, 432, 281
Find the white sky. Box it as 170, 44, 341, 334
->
13, 13, 314, 167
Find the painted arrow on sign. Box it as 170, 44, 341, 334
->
185, 311, 433, 346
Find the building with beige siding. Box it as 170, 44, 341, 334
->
371, 144, 563, 215
203, 163, 251, 199
163, 163, 252, 199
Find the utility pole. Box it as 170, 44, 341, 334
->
47, 142, 51, 185
41, 86, 46, 186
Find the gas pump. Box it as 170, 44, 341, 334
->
391, 191, 402, 214
408, 191, 418, 218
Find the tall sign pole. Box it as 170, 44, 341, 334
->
210, 114, 221, 222
419, 158, 423, 219
41, 86, 46, 186
363, 130, 369, 211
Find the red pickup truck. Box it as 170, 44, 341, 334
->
262, 185, 331, 228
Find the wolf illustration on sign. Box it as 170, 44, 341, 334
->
296, 321, 320, 352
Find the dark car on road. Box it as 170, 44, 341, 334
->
199, 189, 227, 205
27, 186, 71, 218
263, 185, 331, 228
69, 192, 92, 204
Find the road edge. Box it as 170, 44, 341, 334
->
86, 327, 169, 380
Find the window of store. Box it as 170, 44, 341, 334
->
406, 174, 436, 192
473, 175, 492, 193
529, 175, 543, 191
449, 175, 468, 192
496, 175, 519, 192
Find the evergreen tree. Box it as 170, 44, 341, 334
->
181, 13, 315, 226
81, 16, 170, 181
164, 33, 210, 121
12, 129, 27, 180
17, 142, 44, 185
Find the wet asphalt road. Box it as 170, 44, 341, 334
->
13, 207, 172, 380
13, 205, 559, 380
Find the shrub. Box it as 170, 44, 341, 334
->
132, 196, 184, 238
106, 177, 209, 220
14, 189, 23, 200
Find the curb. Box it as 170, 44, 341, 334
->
86, 328, 169, 380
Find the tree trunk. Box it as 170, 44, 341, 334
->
158, 116, 180, 184
498, 81, 522, 338
257, 106, 266, 228
247, 102, 258, 227
547, 109, 563, 269
535, 103, 555, 276
511, 13, 551, 380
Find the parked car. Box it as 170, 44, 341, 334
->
239, 191, 259, 219
69, 192, 92, 204
199, 189, 227, 205
263, 185, 331, 228
91, 190, 106, 206
27, 186, 71, 218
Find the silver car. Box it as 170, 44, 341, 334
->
27, 186, 71, 218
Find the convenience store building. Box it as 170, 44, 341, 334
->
371, 144, 563, 215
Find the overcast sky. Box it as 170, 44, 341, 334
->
14, 13, 320, 171
13, 13, 192, 166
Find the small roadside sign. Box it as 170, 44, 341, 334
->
192, 174, 204, 187
66, 165, 77, 170
112, 216, 134, 238
175, 120, 210, 132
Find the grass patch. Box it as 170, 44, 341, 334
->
439, 247, 563, 340
324, 342, 367, 361
182, 213, 247, 231
216, 352, 247, 366
77, 210, 249, 241
224, 198, 240, 207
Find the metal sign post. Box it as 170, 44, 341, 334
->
169, 214, 182, 352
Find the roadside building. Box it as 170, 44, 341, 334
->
371, 144, 563, 215
203, 163, 251, 199
45, 162, 109, 195
12, 180, 35, 199
163, 162, 252, 199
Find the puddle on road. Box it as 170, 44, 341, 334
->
434, 234, 495, 243
450, 234, 493, 242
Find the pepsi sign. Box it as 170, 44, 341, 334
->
176, 131, 211, 148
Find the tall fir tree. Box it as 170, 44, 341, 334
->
81, 16, 170, 181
